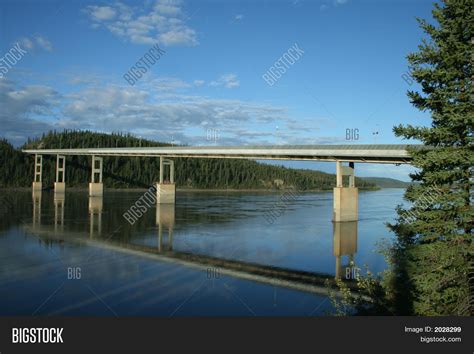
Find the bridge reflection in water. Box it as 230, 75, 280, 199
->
26, 191, 361, 296
54, 193, 65, 232
333, 221, 357, 279
89, 196, 103, 238
157, 204, 174, 252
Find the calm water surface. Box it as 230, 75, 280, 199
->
0, 188, 404, 316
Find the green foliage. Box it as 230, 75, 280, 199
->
0, 138, 32, 187
327, 263, 396, 316
390, 0, 473, 315
0, 130, 377, 190
405, 240, 472, 315
330, 0, 473, 316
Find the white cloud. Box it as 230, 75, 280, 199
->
17, 35, 53, 52
52, 75, 289, 144
235, 14, 244, 21
145, 77, 192, 91
86, 5, 117, 21
1, 75, 337, 147
19, 37, 34, 50
320, 0, 349, 11
158, 27, 197, 46
154, 1, 181, 15
209, 74, 240, 89
0, 78, 58, 145
84, 0, 198, 46
35, 36, 53, 51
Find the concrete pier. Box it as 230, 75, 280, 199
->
89, 155, 104, 197
32, 154, 43, 191
89, 183, 104, 197
54, 182, 66, 193
54, 155, 66, 194
333, 161, 358, 222
333, 187, 358, 222
157, 157, 175, 204
157, 183, 176, 204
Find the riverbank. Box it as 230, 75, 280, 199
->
0, 186, 380, 193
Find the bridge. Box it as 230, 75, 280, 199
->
22, 144, 418, 222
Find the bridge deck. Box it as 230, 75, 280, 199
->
23, 144, 421, 163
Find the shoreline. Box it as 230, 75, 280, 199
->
0, 186, 381, 193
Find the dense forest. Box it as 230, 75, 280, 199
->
0, 130, 377, 190
361, 177, 412, 188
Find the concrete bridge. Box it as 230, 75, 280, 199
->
22, 144, 417, 222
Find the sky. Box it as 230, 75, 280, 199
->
0, 0, 437, 180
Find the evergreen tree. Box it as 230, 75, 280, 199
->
391, 0, 473, 315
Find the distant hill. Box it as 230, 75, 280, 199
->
0, 130, 378, 191
360, 177, 411, 188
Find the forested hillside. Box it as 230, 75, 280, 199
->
0, 130, 377, 190
362, 177, 411, 188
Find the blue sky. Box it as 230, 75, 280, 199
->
0, 0, 436, 180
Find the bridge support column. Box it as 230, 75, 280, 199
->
333, 161, 358, 222
89, 155, 104, 197
157, 157, 175, 204
54, 155, 66, 194
32, 154, 43, 191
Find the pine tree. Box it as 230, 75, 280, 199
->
390, 0, 473, 315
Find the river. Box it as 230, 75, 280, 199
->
0, 188, 405, 316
